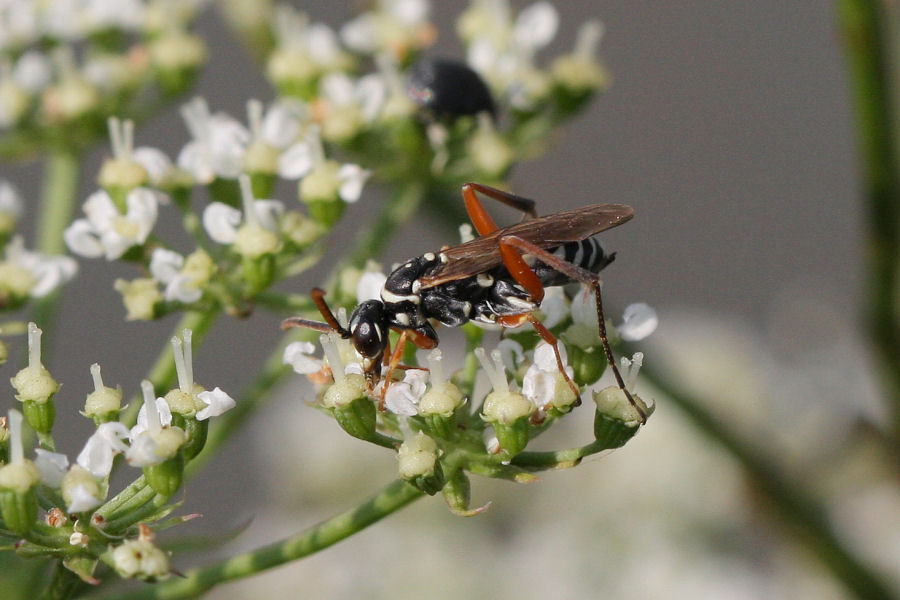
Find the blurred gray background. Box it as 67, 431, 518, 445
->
0, 2, 866, 598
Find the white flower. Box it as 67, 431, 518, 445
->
177, 97, 250, 183
12, 51, 51, 93
132, 147, 174, 186
76, 421, 130, 478
125, 435, 161, 467
0, 180, 23, 220
64, 188, 162, 260
618, 303, 659, 341
66, 483, 103, 513
202, 199, 283, 244
196, 387, 235, 420
521, 341, 572, 407
256, 98, 307, 150
340, 0, 431, 56
3, 236, 78, 297
278, 127, 371, 201
129, 397, 172, 441
319, 71, 386, 124
270, 5, 346, 69
149, 248, 201, 303
335, 164, 371, 203
34, 449, 69, 487
384, 368, 429, 416
283, 341, 324, 375
538, 286, 568, 329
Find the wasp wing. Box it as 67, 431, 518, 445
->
419, 204, 633, 289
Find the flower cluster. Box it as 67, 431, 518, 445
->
0, 325, 234, 582
0, 0, 208, 157
0, 180, 77, 313
284, 278, 656, 513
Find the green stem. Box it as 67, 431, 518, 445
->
39, 561, 82, 600
107, 479, 424, 600
31, 148, 81, 347
641, 365, 897, 600
838, 0, 900, 436
511, 439, 607, 470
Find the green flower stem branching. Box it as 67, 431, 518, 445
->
839, 0, 900, 437
103, 479, 424, 600
639, 365, 898, 600
511, 439, 610, 470
31, 148, 81, 352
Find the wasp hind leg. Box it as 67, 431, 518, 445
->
462, 183, 538, 236
497, 235, 647, 425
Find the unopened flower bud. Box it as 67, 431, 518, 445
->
398, 432, 444, 495
114, 278, 162, 321
593, 386, 653, 449
111, 538, 170, 581
0, 410, 39, 534
467, 115, 514, 178
42, 77, 99, 123
149, 31, 207, 94
83, 364, 122, 424
12, 324, 58, 434
300, 161, 345, 226
281, 212, 325, 248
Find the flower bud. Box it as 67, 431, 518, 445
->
114, 278, 162, 321
398, 432, 444, 495
0, 461, 40, 534
467, 115, 514, 178
593, 386, 653, 449
564, 344, 607, 387
111, 538, 170, 581
144, 450, 185, 498
0, 261, 35, 307
281, 211, 325, 248
300, 161, 345, 226
42, 77, 99, 123
83, 364, 122, 425
149, 31, 207, 94
97, 160, 149, 201
266, 49, 319, 100
419, 382, 463, 439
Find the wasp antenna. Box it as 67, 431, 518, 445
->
310, 287, 350, 336
281, 317, 334, 333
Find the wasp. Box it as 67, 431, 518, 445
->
283, 183, 645, 423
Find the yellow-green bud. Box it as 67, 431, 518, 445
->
12, 364, 59, 405
0, 460, 40, 534
144, 451, 184, 498
0, 261, 36, 304
83, 385, 122, 424
0, 81, 29, 127
97, 159, 149, 194
149, 31, 207, 93
398, 432, 444, 495
321, 106, 364, 143
419, 382, 464, 417
593, 386, 653, 449
322, 373, 367, 409
114, 278, 162, 321
467, 124, 514, 178
111, 538, 170, 581
266, 49, 320, 100
243, 140, 281, 175
42, 78, 99, 123
482, 390, 534, 425
163, 388, 202, 418
281, 211, 325, 248
233, 224, 280, 259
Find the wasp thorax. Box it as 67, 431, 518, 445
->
348, 300, 389, 359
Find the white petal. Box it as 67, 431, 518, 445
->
64, 219, 104, 258
164, 273, 202, 303
356, 271, 387, 302
305, 24, 341, 64
277, 141, 315, 180
149, 248, 184, 284
76, 422, 130, 478
83, 190, 119, 232
177, 141, 215, 184
261, 100, 306, 149
283, 341, 323, 375
0, 180, 23, 217
521, 364, 556, 404
356, 74, 386, 122
514, 2, 559, 51
619, 303, 659, 341
13, 50, 52, 93
34, 449, 69, 487
203, 202, 242, 244
538, 286, 568, 329
393, 0, 428, 24
337, 164, 371, 203
384, 382, 419, 416
123, 187, 160, 243
132, 147, 173, 185
29, 255, 78, 297
570, 286, 599, 329
130, 398, 172, 440
403, 368, 429, 398
533, 340, 565, 371
125, 435, 162, 467
253, 199, 284, 231
196, 387, 236, 420
321, 72, 356, 107
340, 15, 376, 53
66, 483, 103, 513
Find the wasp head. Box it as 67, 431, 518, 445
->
347, 300, 390, 376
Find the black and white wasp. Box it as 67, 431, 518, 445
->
284, 183, 645, 423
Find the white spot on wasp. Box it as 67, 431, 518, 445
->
477, 273, 494, 287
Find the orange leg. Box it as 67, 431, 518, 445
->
379, 328, 439, 408
497, 235, 647, 424
461, 183, 539, 236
